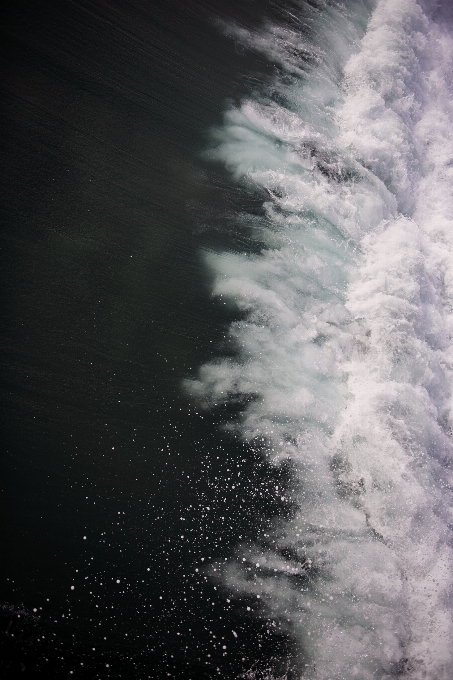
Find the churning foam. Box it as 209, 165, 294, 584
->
186, 1, 453, 677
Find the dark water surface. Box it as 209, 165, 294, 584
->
1, 0, 297, 677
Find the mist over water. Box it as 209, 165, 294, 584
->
186, 0, 453, 677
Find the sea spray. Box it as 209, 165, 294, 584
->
186, 1, 453, 677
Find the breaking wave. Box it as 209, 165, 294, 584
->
186, 1, 453, 677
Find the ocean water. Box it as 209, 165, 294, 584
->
3, 0, 321, 677
186, 0, 453, 677
3, 0, 453, 678
1, 0, 287, 677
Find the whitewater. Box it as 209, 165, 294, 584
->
186, 0, 453, 677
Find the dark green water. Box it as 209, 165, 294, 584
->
1, 0, 299, 677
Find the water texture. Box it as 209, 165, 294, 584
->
186, 1, 453, 677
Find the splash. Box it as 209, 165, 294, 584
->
186, 1, 453, 677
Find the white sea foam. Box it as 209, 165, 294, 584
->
186, 1, 453, 677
